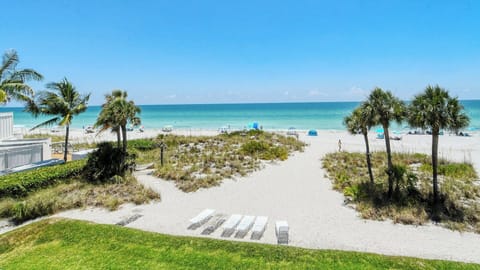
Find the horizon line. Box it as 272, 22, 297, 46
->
2, 99, 480, 109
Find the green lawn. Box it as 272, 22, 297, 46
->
0, 219, 478, 269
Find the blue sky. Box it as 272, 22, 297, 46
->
2, 0, 479, 105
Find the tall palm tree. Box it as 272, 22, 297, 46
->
408, 85, 469, 216
95, 92, 122, 148
0, 50, 43, 103
95, 90, 141, 153
26, 78, 90, 161
368, 87, 405, 198
344, 102, 375, 186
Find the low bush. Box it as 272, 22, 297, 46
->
127, 138, 157, 151
0, 160, 86, 198
241, 141, 289, 160
241, 141, 269, 155
0, 176, 160, 224
84, 142, 136, 183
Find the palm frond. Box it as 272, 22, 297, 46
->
11, 69, 44, 81
0, 50, 19, 76
30, 117, 60, 131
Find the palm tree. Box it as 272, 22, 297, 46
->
344, 102, 375, 186
408, 85, 469, 216
368, 87, 405, 198
26, 78, 90, 161
95, 92, 122, 148
95, 90, 141, 153
0, 50, 43, 103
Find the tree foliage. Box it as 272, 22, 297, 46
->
367, 87, 406, 197
84, 142, 136, 183
95, 90, 141, 153
26, 78, 90, 161
0, 50, 43, 104
344, 102, 375, 186
408, 85, 469, 216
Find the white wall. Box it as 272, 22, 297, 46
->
0, 112, 53, 170
0, 144, 43, 170
0, 112, 13, 140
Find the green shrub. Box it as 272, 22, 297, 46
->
261, 146, 289, 161
84, 142, 136, 183
240, 141, 289, 161
0, 198, 15, 217
0, 160, 86, 198
128, 139, 156, 151
344, 185, 360, 200
2, 177, 160, 224
241, 141, 269, 155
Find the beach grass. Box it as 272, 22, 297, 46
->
323, 151, 480, 233
130, 130, 305, 192
23, 133, 65, 142
1, 218, 478, 270
0, 175, 159, 223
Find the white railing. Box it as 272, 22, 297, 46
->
0, 112, 14, 140
0, 144, 43, 171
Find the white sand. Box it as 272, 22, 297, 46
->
4, 129, 480, 263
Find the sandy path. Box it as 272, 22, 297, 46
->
48, 130, 480, 263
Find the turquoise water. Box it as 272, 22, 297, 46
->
1, 101, 479, 131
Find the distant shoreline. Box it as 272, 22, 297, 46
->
2, 99, 480, 108
3, 100, 480, 131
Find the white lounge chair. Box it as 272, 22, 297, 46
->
221, 214, 243, 237
201, 214, 227, 235
251, 216, 268, 240
275, 220, 289, 244
235, 215, 256, 238
188, 209, 215, 230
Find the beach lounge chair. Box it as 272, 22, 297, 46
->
188, 209, 215, 230
250, 216, 268, 240
201, 214, 227, 235
235, 215, 256, 238
221, 214, 243, 237
275, 220, 289, 244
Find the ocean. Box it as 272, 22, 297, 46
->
1, 101, 479, 131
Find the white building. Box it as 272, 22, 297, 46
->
0, 112, 51, 172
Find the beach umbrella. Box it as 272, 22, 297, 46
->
376, 128, 384, 133
308, 129, 318, 136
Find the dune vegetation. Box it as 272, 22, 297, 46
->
129, 130, 305, 192
0, 173, 159, 224
25, 130, 304, 192
323, 151, 480, 233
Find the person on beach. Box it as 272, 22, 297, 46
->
338, 139, 342, 152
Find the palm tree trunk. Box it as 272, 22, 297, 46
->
119, 125, 128, 176
432, 131, 440, 219
383, 125, 394, 198
363, 132, 374, 186
116, 130, 121, 148
63, 125, 70, 162
121, 125, 128, 153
